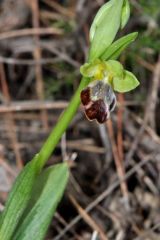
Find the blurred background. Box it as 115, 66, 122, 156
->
0, 0, 160, 239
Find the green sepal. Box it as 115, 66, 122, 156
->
112, 70, 140, 93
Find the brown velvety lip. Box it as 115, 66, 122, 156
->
80, 87, 91, 106
85, 99, 108, 124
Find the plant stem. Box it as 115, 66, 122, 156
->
36, 77, 89, 171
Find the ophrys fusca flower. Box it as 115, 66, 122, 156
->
81, 80, 116, 123
80, 59, 139, 123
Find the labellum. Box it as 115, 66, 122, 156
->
81, 80, 116, 124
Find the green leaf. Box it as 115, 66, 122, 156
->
121, 0, 130, 29
112, 70, 140, 93
0, 156, 39, 240
13, 163, 69, 240
101, 32, 138, 60
89, 0, 124, 61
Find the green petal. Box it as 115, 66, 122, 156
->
105, 60, 124, 78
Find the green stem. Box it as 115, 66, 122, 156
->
36, 77, 89, 171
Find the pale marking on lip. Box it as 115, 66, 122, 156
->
84, 101, 93, 110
